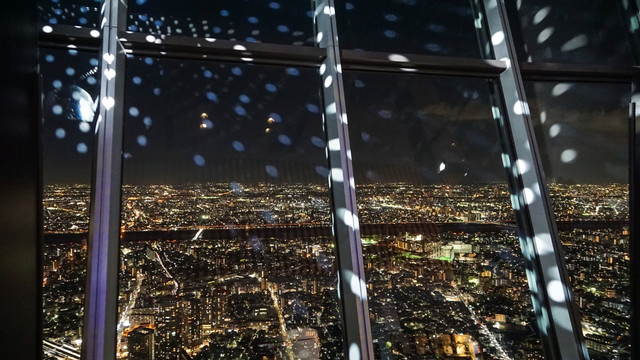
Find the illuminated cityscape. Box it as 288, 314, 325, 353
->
42, 182, 629, 359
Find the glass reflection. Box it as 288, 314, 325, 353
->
38, 0, 101, 28
117, 57, 343, 359
336, 0, 487, 58
127, 0, 315, 46
527, 82, 630, 359
510, 0, 632, 65
41, 49, 100, 359
344, 71, 544, 359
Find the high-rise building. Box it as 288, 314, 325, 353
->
127, 327, 155, 360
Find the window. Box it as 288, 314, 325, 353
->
37, 0, 638, 359
40, 48, 99, 359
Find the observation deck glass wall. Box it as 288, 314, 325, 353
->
343, 71, 544, 359
126, 0, 315, 45
527, 81, 631, 359
336, 0, 490, 58
116, 57, 344, 359
38, 0, 101, 28
41, 48, 100, 359
508, 0, 633, 66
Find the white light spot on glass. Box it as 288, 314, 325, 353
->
323, 5, 335, 15
537, 27, 555, 44
42, 25, 53, 33
233, 44, 247, 51
52, 105, 63, 115
540, 111, 547, 124
319, 63, 326, 75
104, 68, 116, 80
145, 35, 156, 43
328, 138, 340, 151
316, 32, 323, 43
331, 168, 344, 182
549, 124, 561, 138
102, 96, 115, 110
560, 149, 577, 163
551, 83, 572, 96
533, 6, 551, 25
337, 208, 358, 230
66, 67, 75, 76
324, 75, 333, 88
388, 54, 409, 62
326, 102, 336, 115
523, 187, 536, 205
491, 31, 505, 45
513, 100, 528, 115
102, 52, 115, 64
515, 159, 530, 174
137, 135, 147, 146
90, 29, 100, 38
561, 34, 588, 52
534, 233, 554, 255
143, 117, 152, 127
438, 162, 446, 173
129, 107, 139, 117
349, 343, 361, 360
547, 280, 565, 302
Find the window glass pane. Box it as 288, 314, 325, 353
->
510, 0, 632, 66
117, 57, 344, 359
38, 0, 101, 28
343, 72, 543, 359
527, 81, 631, 359
336, 0, 487, 58
127, 1, 315, 46
41, 48, 100, 359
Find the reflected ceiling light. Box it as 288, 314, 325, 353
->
533, 6, 551, 25
561, 34, 588, 52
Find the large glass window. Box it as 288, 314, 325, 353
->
336, 0, 489, 58
509, 0, 633, 66
343, 71, 543, 359
38, 0, 101, 28
527, 81, 631, 359
116, 57, 344, 359
40, 48, 100, 359
127, 0, 315, 45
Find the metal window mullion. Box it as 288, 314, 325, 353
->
482, 0, 589, 359
81, 0, 126, 359
313, 1, 374, 359
630, 71, 640, 360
